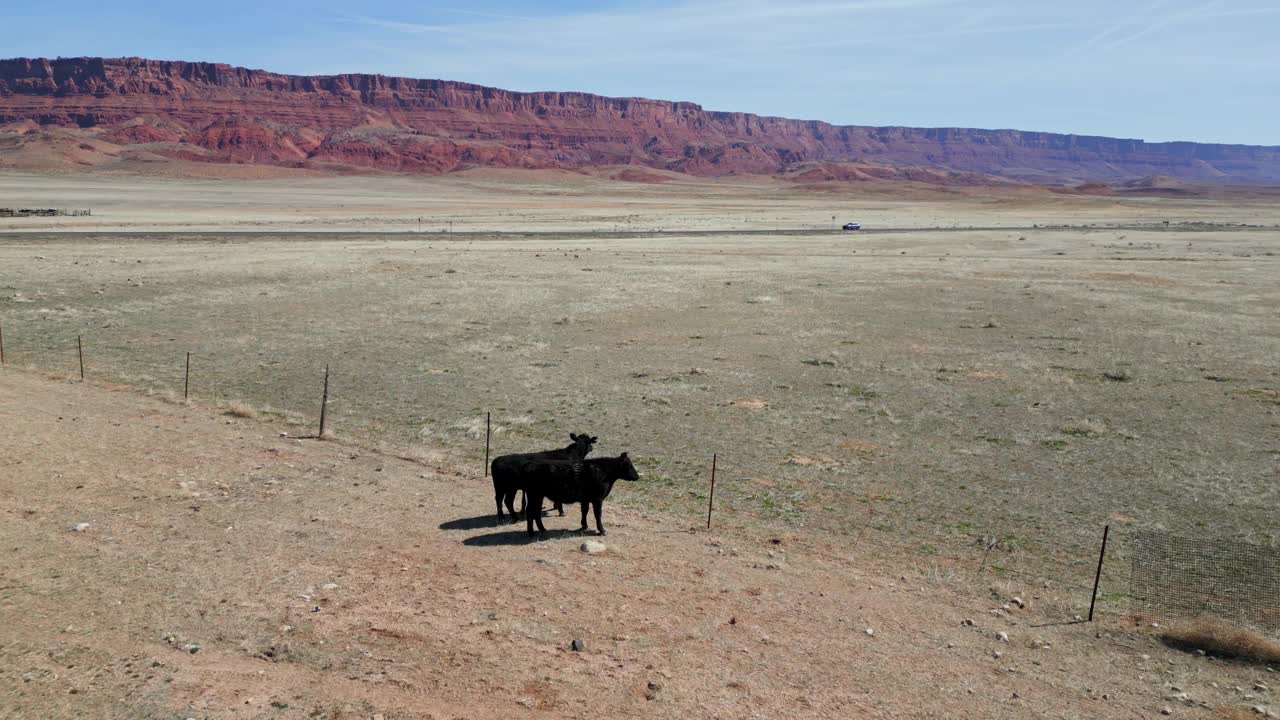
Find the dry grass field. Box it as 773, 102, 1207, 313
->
2, 170, 1278, 718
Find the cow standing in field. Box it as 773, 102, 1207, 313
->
491, 433, 598, 522
523, 453, 640, 537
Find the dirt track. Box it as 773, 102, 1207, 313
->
2, 370, 1274, 719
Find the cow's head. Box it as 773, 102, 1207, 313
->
616, 452, 640, 481
568, 432, 599, 458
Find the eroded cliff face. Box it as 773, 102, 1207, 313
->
2, 56, 1278, 182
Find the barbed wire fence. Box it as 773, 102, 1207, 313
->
1, 321, 1275, 633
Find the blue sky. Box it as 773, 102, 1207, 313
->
10, 0, 1280, 145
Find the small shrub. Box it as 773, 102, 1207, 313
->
1160, 621, 1280, 665
1059, 419, 1107, 437
225, 401, 258, 419
1103, 370, 1132, 382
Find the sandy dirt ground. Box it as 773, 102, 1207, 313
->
1, 171, 1278, 718
2, 370, 1277, 720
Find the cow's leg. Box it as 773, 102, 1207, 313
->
592, 500, 605, 536
505, 490, 520, 522
526, 495, 538, 537
532, 495, 548, 535
579, 502, 589, 533
556, 501, 565, 517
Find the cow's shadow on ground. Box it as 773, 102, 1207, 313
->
439, 509, 568, 533
438, 515, 506, 531
461, 528, 588, 547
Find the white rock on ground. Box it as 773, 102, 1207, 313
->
581, 540, 607, 554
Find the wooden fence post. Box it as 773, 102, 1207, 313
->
184, 352, 191, 400
0, 322, 5, 365
77, 335, 85, 380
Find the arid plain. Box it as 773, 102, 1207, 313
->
2, 169, 1279, 719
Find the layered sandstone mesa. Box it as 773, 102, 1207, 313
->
1, 56, 1278, 183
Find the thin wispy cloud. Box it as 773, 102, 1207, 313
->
1093, 0, 1219, 53
438, 7, 536, 21
1069, 0, 1175, 56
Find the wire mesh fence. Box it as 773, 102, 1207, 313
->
1130, 529, 1280, 634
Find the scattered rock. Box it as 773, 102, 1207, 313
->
570, 639, 585, 652
1011, 597, 1025, 609
581, 540, 607, 554
71, 522, 91, 532
961, 619, 975, 627
320, 583, 339, 591
1160, 707, 1172, 716
992, 650, 1003, 659
997, 632, 1009, 643
864, 628, 875, 637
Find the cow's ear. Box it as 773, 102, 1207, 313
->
590, 436, 599, 443
620, 452, 628, 459
570, 433, 579, 440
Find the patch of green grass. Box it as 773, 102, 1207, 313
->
1237, 388, 1280, 406
1040, 439, 1070, 450
847, 384, 881, 400
978, 435, 1015, 446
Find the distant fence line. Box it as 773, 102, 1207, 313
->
1, 322, 1276, 635
0, 208, 92, 218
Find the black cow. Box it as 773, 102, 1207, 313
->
491, 433, 597, 522
523, 453, 640, 537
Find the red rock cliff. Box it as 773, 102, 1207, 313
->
2, 56, 1278, 183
